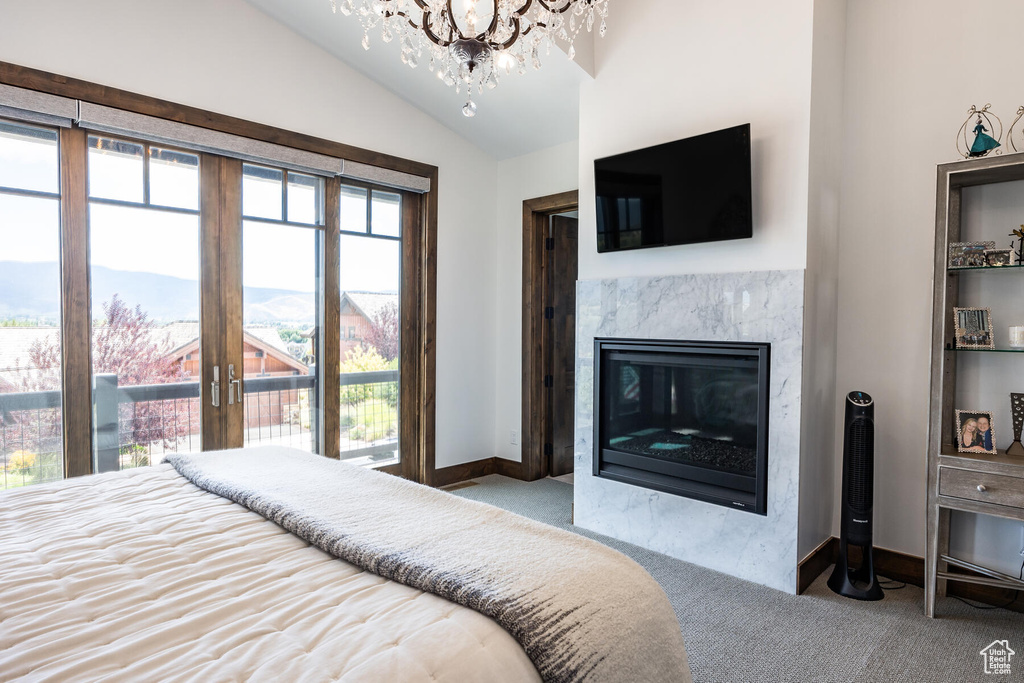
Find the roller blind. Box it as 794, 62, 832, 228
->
0, 88, 431, 193
340, 159, 431, 194
77, 103, 431, 193
77, 102, 343, 177
0, 83, 77, 128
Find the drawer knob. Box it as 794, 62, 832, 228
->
977, 484, 988, 493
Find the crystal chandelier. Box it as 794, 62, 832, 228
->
331, 0, 609, 117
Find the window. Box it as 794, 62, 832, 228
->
242, 164, 324, 453
87, 135, 202, 472
0, 71, 435, 485
0, 120, 63, 489
339, 184, 400, 467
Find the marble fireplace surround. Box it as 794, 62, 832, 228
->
574, 270, 805, 593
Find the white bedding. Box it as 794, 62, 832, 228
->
0, 464, 541, 682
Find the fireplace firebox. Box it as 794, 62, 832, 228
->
593, 338, 770, 514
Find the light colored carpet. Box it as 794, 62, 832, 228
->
453, 474, 1024, 683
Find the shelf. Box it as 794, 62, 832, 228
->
939, 448, 1024, 463
950, 347, 1024, 354
948, 264, 1024, 273
946, 344, 1024, 356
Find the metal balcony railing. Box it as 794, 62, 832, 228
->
0, 370, 399, 489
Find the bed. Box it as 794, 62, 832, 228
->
0, 446, 690, 682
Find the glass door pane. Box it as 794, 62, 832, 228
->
87, 136, 201, 472
241, 165, 322, 452
0, 121, 63, 489
339, 185, 401, 466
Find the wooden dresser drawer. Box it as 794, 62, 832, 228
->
938, 467, 1024, 508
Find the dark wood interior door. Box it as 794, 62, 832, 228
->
546, 214, 578, 477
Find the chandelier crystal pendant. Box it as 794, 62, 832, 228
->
330, 0, 609, 117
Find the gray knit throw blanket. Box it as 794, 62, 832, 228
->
166, 447, 691, 683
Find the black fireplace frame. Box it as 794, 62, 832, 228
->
593, 338, 771, 515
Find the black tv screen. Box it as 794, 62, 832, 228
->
595, 124, 752, 253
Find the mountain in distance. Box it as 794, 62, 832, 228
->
0, 261, 314, 324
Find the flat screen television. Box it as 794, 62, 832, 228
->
595, 124, 752, 253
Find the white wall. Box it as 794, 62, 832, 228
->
798, 0, 846, 561
574, 0, 843, 583
836, 0, 1024, 571
493, 141, 580, 462
0, 0, 499, 469
578, 0, 815, 282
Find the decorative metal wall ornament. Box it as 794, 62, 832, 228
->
1010, 226, 1024, 265
956, 104, 1003, 159
1008, 393, 1024, 456
330, 0, 610, 117
1008, 106, 1024, 153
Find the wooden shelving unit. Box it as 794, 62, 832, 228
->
925, 154, 1024, 617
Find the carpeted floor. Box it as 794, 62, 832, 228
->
452, 474, 1024, 683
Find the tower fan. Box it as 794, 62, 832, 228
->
828, 391, 884, 600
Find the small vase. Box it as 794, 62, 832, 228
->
1009, 326, 1024, 349
1011, 394, 1024, 457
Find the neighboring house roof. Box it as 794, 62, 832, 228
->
0, 323, 308, 389
0, 327, 60, 384
157, 322, 202, 357
342, 291, 398, 323
242, 327, 308, 374
167, 326, 308, 374
244, 326, 293, 356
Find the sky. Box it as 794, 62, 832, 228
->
0, 125, 400, 317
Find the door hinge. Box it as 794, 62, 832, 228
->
545, 237, 555, 250
544, 443, 553, 456
544, 306, 554, 319
544, 375, 553, 388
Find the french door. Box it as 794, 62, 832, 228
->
1, 123, 423, 489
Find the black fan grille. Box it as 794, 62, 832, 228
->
847, 417, 874, 514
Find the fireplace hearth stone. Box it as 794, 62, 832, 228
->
574, 271, 804, 593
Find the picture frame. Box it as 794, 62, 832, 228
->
954, 307, 995, 349
949, 241, 996, 268
955, 409, 997, 454
984, 248, 1014, 267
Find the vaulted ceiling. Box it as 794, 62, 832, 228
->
245, 0, 592, 160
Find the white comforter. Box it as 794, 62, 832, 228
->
0, 465, 541, 682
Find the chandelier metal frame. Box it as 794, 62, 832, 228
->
331, 0, 609, 116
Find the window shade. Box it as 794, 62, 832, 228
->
0, 87, 432, 192
0, 84, 77, 128
340, 159, 430, 194
77, 102, 343, 176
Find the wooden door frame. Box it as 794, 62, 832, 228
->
58, 127, 92, 478
515, 190, 578, 482
2, 62, 436, 484
199, 154, 244, 450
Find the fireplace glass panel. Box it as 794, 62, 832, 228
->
595, 339, 769, 514
602, 351, 760, 478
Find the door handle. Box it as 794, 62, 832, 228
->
228, 364, 243, 405
211, 365, 221, 408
